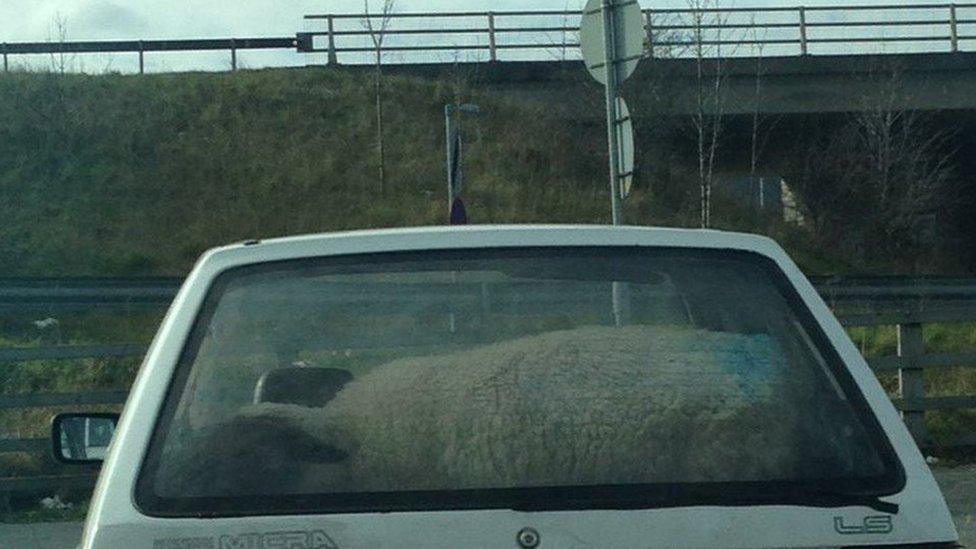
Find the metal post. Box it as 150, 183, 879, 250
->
898, 323, 928, 445
644, 10, 654, 59
950, 5, 959, 53
230, 39, 237, 71
445, 105, 456, 210
601, 0, 624, 226
601, 0, 628, 325
2, 43, 8, 73
327, 15, 338, 65
445, 104, 479, 222
138, 41, 144, 74
488, 12, 498, 62
798, 6, 808, 56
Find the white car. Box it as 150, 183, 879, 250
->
55, 226, 960, 548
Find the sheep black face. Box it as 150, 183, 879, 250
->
160, 410, 352, 498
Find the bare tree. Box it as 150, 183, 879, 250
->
644, 10, 695, 60
687, 0, 729, 228
748, 13, 768, 178
43, 12, 75, 156
553, 1, 582, 63
854, 68, 955, 258
363, 0, 396, 195
742, 12, 785, 217
48, 12, 73, 75
790, 63, 956, 266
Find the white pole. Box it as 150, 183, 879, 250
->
602, 0, 624, 226
600, 0, 630, 325
445, 105, 455, 212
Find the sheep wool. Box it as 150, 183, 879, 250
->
159, 324, 851, 497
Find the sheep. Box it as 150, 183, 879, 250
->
158, 324, 869, 498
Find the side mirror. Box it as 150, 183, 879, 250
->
51, 413, 119, 465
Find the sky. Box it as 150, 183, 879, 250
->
0, 0, 965, 41
0, 0, 969, 71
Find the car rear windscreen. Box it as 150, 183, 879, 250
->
135, 247, 903, 517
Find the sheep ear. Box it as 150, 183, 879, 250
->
279, 421, 349, 464
302, 415, 361, 462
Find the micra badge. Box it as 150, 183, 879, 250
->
213, 530, 338, 549
833, 515, 894, 535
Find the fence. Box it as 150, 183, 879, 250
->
1, 37, 298, 74
2, 4, 976, 73
1, 276, 975, 499
817, 276, 976, 450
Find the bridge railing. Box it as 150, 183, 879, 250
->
647, 3, 976, 57
2, 4, 976, 73
1, 276, 975, 503
303, 3, 976, 64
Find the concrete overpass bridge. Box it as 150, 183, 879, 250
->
300, 3, 976, 117
4, 3, 976, 117
376, 52, 976, 118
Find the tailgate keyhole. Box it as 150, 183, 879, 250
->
517, 527, 541, 548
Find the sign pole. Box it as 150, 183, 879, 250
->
602, 0, 625, 226
600, 0, 629, 324
581, 0, 641, 325
445, 104, 480, 224
445, 104, 457, 209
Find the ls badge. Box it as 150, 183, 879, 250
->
834, 515, 894, 535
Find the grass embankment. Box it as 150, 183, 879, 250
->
0, 67, 848, 276
0, 68, 614, 276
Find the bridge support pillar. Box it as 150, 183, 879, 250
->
951, 5, 959, 53
327, 16, 338, 65
488, 13, 497, 62
798, 6, 808, 56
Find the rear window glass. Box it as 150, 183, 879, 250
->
136, 247, 902, 516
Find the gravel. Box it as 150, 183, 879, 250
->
934, 464, 976, 547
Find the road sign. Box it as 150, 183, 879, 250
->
616, 97, 635, 199
580, 0, 644, 86
580, 0, 644, 228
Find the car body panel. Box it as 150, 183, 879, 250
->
81, 225, 959, 548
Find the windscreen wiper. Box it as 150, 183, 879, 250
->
787, 488, 899, 515
505, 487, 899, 515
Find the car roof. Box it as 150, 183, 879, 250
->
197, 225, 788, 272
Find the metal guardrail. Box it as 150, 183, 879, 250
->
1, 37, 298, 74
0, 277, 178, 312
2, 4, 976, 73
2, 275, 976, 306
1, 276, 974, 499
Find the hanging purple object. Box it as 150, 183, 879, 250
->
449, 198, 468, 225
